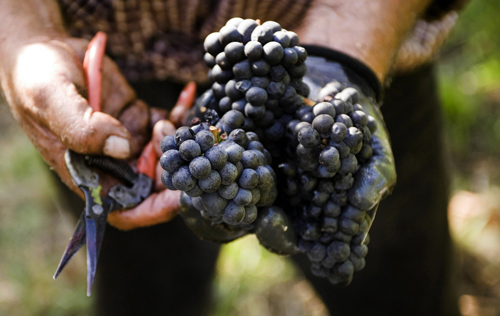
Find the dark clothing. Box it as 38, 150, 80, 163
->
57, 0, 311, 83
56, 63, 458, 315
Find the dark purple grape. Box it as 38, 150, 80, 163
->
189, 156, 212, 179
262, 21, 281, 33
242, 204, 258, 224
273, 30, 290, 47
160, 135, 177, 152
185, 184, 203, 197
288, 31, 299, 46
204, 52, 216, 68
251, 59, 271, 76
251, 76, 270, 89
160, 150, 184, 173
244, 41, 263, 60
205, 146, 228, 170
239, 169, 259, 189
263, 42, 284, 65
195, 130, 215, 152
201, 192, 228, 216
237, 19, 258, 43
282, 47, 298, 66
223, 201, 245, 225
204, 32, 223, 56
225, 80, 243, 100
161, 171, 176, 190
172, 166, 196, 191
219, 25, 242, 46
215, 52, 232, 70
298, 126, 320, 148
219, 182, 239, 200
233, 60, 252, 79
234, 188, 253, 206
224, 42, 245, 63
179, 140, 201, 161
251, 25, 273, 44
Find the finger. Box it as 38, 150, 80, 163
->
169, 81, 196, 127
100, 56, 136, 117
106, 190, 181, 231
348, 102, 396, 210
154, 162, 164, 191
18, 113, 84, 199
152, 119, 176, 157
65, 37, 137, 118
118, 99, 150, 157
46, 82, 132, 159
136, 141, 156, 179
150, 107, 169, 129
13, 42, 132, 159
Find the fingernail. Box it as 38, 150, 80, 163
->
104, 136, 130, 159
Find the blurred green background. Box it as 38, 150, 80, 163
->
1, 0, 500, 315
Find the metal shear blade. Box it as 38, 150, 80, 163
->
54, 150, 111, 296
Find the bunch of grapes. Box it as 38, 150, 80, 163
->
160, 121, 277, 226
161, 18, 379, 286
277, 86, 377, 285
202, 17, 310, 159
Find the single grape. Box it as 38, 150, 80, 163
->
185, 184, 203, 197
263, 42, 284, 65
251, 25, 273, 44
204, 146, 228, 170
195, 130, 215, 152
198, 170, 222, 193
238, 168, 259, 189
218, 182, 239, 200
273, 30, 290, 47
233, 188, 253, 206
223, 201, 245, 225
172, 166, 196, 191
179, 139, 201, 161
224, 42, 245, 63
237, 19, 258, 43
215, 52, 232, 70
251, 59, 271, 76
189, 156, 212, 180
161, 135, 178, 152
201, 192, 228, 216
244, 41, 263, 60
233, 60, 252, 79
219, 25, 242, 46
161, 171, 176, 190
262, 21, 282, 33
219, 162, 239, 185
204, 52, 216, 68
204, 32, 223, 56
242, 204, 258, 224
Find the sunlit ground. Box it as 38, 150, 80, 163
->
1, 0, 500, 315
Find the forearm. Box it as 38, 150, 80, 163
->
295, 0, 434, 83
0, 0, 66, 61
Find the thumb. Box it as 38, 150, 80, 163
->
41, 80, 132, 159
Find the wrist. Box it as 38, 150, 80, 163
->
0, 0, 67, 65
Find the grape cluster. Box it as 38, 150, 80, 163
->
203, 18, 310, 156
160, 123, 277, 226
277, 85, 377, 285
163, 18, 380, 287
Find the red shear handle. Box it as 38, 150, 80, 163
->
83, 32, 107, 112
137, 141, 156, 178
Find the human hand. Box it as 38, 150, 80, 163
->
107, 83, 197, 230
0, 36, 149, 193
252, 52, 397, 256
